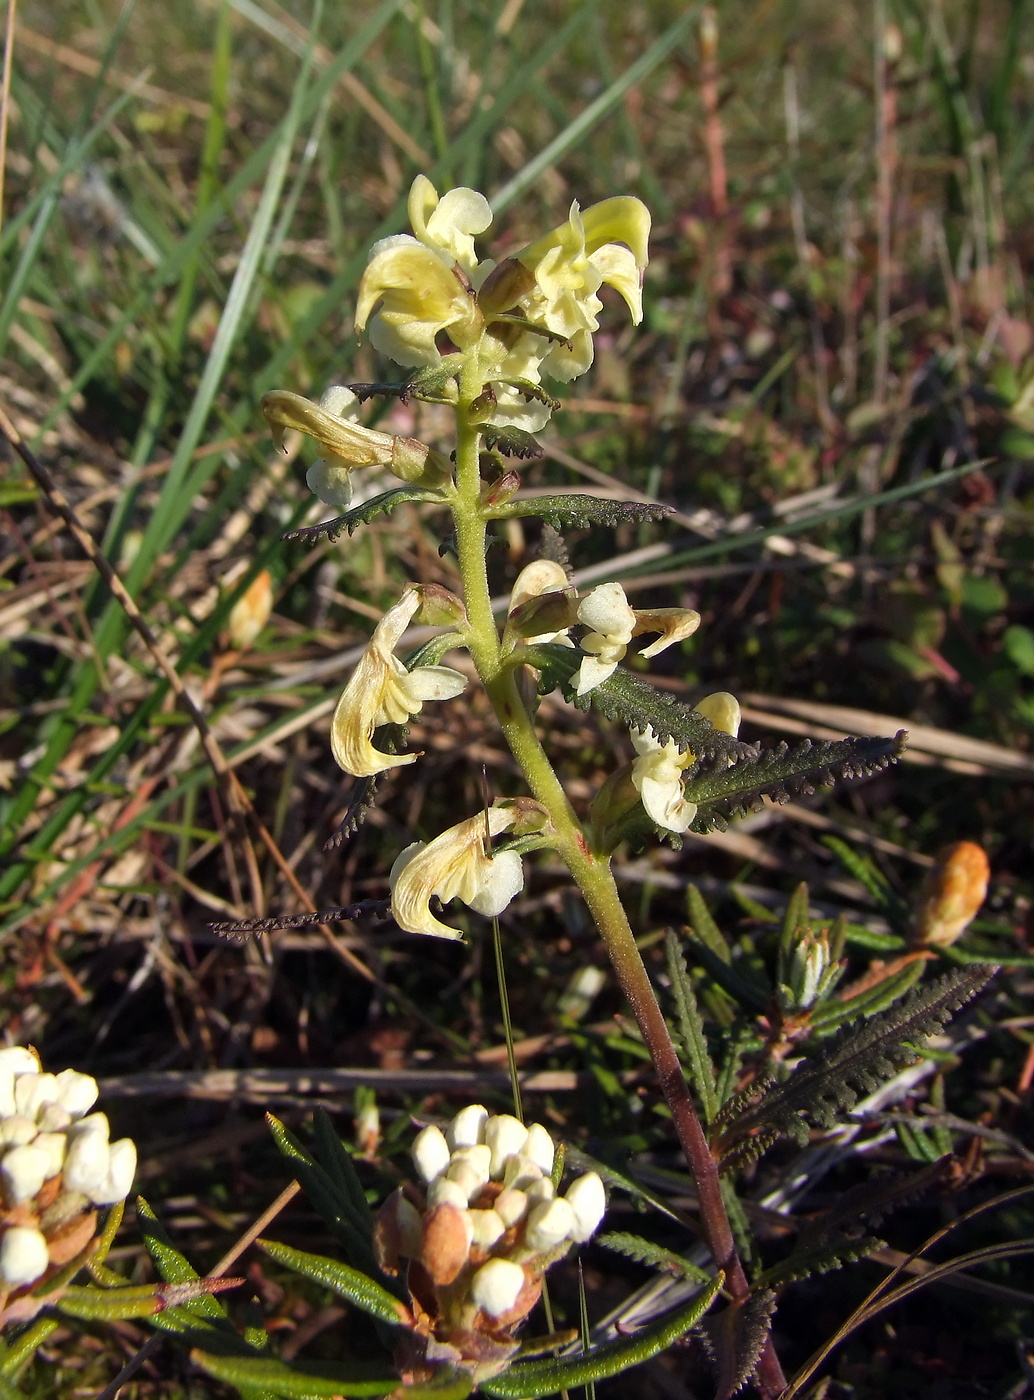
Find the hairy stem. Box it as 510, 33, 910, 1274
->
449, 374, 785, 1396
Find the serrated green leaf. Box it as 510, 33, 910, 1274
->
684, 931, 770, 1014
820, 836, 911, 930
686, 885, 733, 964
597, 1231, 711, 1283
281, 486, 441, 545
758, 1235, 884, 1288
189, 1348, 399, 1397
807, 959, 926, 1035
257, 1239, 407, 1328
481, 1275, 724, 1397
482, 425, 544, 458
491, 495, 674, 529
666, 932, 720, 1123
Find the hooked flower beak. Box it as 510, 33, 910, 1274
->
390, 805, 525, 940
331, 587, 467, 777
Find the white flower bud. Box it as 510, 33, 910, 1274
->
523, 1123, 556, 1175
32, 1132, 67, 1182
526, 1178, 555, 1203
66, 1112, 109, 1142
91, 1138, 136, 1206
471, 1257, 526, 1318
449, 1143, 492, 1183
564, 1172, 606, 1242
502, 1153, 543, 1191
14, 1074, 58, 1120
494, 1187, 529, 1228
485, 1115, 528, 1178
36, 1104, 71, 1134
0, 1116, 39, 1147
468, 1208, 506, 1248
0, 1226, 49, 1286
2, 1143, 51, 1202
53, 1070, 99, 1120
62, 1130, 110, 1197
444, 1161, 487, 1203
525, 1197, 576, 1252
447, 1103, 488, 1150
0, 1048, 40, 1078
426, 1176, 469, 1211
412, 1124, 450, 1183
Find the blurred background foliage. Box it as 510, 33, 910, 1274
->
0, 0, 1033, 1394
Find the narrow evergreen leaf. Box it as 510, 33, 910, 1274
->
257, 1239, 407, 1327
492, 496, 674, 529
266, 1116, 383, 1281
136, 1197, 228, 1322
821, 835, 912, 930
189, 1348, 399, 1397
0, 1317, 59, 1379
666, 932, 720, 1123
281, 487, 440, 544
481, 1276, 723, 1397
312, 1108, 376, 1235
596, 1231, 711, 1283
698, 1290, 776, 1400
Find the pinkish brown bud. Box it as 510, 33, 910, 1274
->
227, 570, 274, 650
374, 1188, 424, 1275
421, 1202, 472, 1285
913, 842, 990, 948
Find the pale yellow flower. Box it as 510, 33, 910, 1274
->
503, 560, 575, 651
514, 196, 651, 381
355, 176, 493, 369
331, 588, 467, 777
390, 806, 524, 940
262, 386, 440, 505
629, 693, 742, 834
573, 583, 698, 695
630, 728, 697, 834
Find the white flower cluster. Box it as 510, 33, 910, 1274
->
0, 1047, 136, 1290
404, 1106, 605, 1320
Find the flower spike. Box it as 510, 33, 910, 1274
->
331, 587, 467, 777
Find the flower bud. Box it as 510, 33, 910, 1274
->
525, 1178, 554, 1203
446, 1161, 489, 1203
524, 1197, 575, 1252
412, 1124, 451, 1183
421, 1202, 472, 1285
374, 1189, 424, 1273
564, 1172, 606, 1242
494, 1187, 529, 1228
427, 1177, 469, 1211
93, 1139, 137, 1206
2, 1144, 51, 1202
449, 1143, 492, 1185
471, 1257, 526, 1318
468, 1209, 506, 1248
14, 1074, 58, 1120
447, 1104, 488, 1151
62, 1130, 110, 1197
502, 1153, 543, 1191
913, 842, 990, 948
228, 570, 274, 650
0, 1116, 39, 1147
522, 1124, 556, 1176
0, 1226, 49, 1286
485, 1115, 528, 1178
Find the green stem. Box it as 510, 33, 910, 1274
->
448, 376, 785, 1396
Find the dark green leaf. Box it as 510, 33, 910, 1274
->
281, 487, 441, 545
481, 1276, 723, 1397
698, 1290, 776, 1399
257, 1239, 407, 1327
491, 495, 674, 528
189, 1348, 399, 1397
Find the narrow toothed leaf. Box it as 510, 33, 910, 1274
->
482, 426, 544, 458
282, 487, 441, 544
597, 1231, 711, 1283
491, 495, 675, 528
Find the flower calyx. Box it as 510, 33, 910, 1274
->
331, 586, 468, 778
